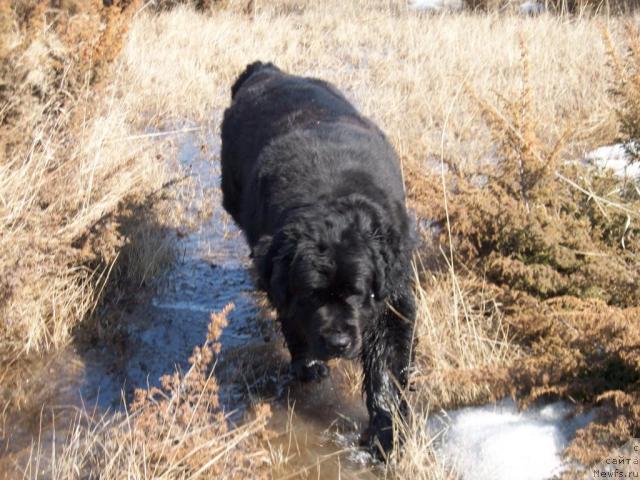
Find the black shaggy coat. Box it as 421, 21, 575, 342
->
220, 62, 416, 457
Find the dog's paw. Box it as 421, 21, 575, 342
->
291, 359, 329, 382
361, 414, 395, 461
361, 429, 393, 462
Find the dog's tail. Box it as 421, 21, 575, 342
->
231, 61, 278, 99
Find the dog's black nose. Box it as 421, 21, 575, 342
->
326, 333, 351, 354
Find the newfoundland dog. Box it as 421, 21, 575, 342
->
220, 61, 416, 458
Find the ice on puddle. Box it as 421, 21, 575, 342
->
431, 400, 592, 480
519, 1, 545, 15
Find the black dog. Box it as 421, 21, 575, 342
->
220, 62, 416, 457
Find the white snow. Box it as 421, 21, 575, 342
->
409, 0, 463, 12
519, 1, 545, 15
410, 0, 542, 13
431, 400, 592, 480
582, 144, 640, 179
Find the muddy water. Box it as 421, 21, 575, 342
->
0, 132, 377, 479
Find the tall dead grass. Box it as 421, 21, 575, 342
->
411, 266, 513, 409
16, 305, 273, 479
469, 0, 638, 13
387, 266, 511, 478
0, 1, 181, 360
410, 25, 639, 474
604, 22, 640, 164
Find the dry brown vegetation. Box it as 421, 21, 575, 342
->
605, 23, 640, 164
2, 0, 640, 478
0, 0, 182, 362
19, 305, 273, 479
406, 23, 639, 476
468, 0, 637, 13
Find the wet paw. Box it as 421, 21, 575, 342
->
291, 359, 329, 382
360, 415, 394, 461
363, 429, 393, 462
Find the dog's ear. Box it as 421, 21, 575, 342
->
369, 209, 416, 302
371, 244, 389, 301
252, 235, 274, 291
253, 231, 295, 309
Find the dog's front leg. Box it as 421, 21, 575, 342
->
362, 291, 415, 459
280, 315, 329, 382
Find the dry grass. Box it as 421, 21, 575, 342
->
0, 0, 183, 360
122, 3, 617, 161
15, 305, 273, 479
410, 25, 639, 472
604, 22, 640, 163
410, 265, 513, 410
3, 0, 640, 478
386, 267, 511, 479
0, 3, 193, 468
468, 0, 638, 13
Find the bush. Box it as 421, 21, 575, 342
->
0, 0, 176, 359
410, 33, 639, 470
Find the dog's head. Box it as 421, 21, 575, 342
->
254, 195, 411, 361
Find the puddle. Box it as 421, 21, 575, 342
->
0, 130, 375, 479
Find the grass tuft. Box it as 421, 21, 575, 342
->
19, 305, 274, 479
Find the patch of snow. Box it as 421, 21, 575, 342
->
519, 1, 545, 15
410, 0, 463, 12
582, 144, 640, 179
424, 157, 451, 175
430, 400, 593, 480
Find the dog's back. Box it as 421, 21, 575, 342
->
221, 62, 394, 233
222, 62, 372, 173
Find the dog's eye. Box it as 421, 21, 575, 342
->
370, 293, 376, 300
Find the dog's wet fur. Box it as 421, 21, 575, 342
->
220, 61, 416, 458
